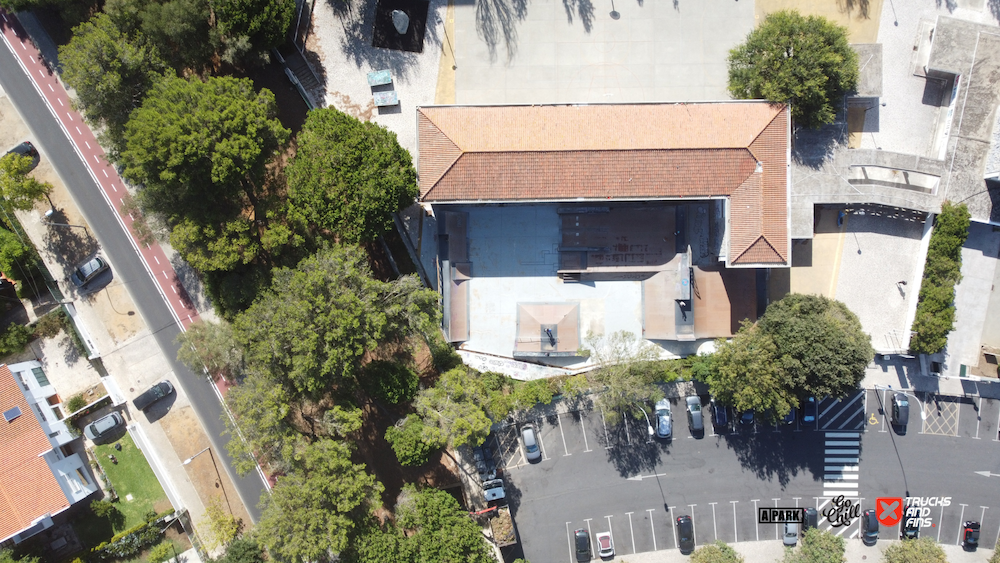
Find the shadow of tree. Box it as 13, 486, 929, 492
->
327, 0, 429, 82
936, 0, 958, 12
562, 0, 594, 33
792, 117, 848, 170
601, 414, 666, 477
990, 0, 1000, 22
837, 0, 871, 19
719, 428, 820, 489
476, 0, 529, 63
40, 208, 98, 271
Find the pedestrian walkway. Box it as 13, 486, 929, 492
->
821, 432, 861, 501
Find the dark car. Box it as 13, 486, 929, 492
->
132, 381, 174, 412
676, 515, 695, 554
574, 528, 591, 562
962, 521, 980, 551
686, 395, 704, 434
901, 518, 920, 540
84, 412, 123, 441
782, 407, 797, 425
802, 396, 817, 424
4, 141, 39, 170
70, 256, 109, 288
861, 509, 879, 546
892, 393, 909, 426
803, 507, 818, 530
739, 409, 755, 426
710, 398, 728, 428
473, 444, 496, 481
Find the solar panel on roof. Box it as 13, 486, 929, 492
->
3, 405, 22, 422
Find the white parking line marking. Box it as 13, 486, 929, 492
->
751, 500, 760, 541
731, 501, 738, 543
581, 412, 592, 452
585, 519, 594, 560
538, 419, 550, 461
709, 502, 718, 541
974, 397, 982, 439
773, 499, 781, 540
557, 414, 570, 456
825, 432, 861, 438
647, 509, 657, 551
601, 409, 611, 449
825, 466, 859, 472
880, 390, 888, 433
565, 522, 574, 563
956, 504, 967, 544
793, 497, 801, 507
688, 505, 697, 548
625, 512, 635, 553
669, 506, 677, 548
937, 506, 943, 542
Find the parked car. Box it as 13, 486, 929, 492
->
962, 521, 980, 551
574, 528, 591, 562
521, 423, 541, 462
84, 412, 123, 441
803, 507, 818, 531
595, 531, 614, 558
783, 522, 799, 546
483, 478, 505, 502
4, 141, 39, 170
676, 515, 695, 554
892, 393, 909, 426
132, 381, 174, 412
801, 397, 817, 424
686, 395, 704, 434
710, 397, 728, 429
901, 518, 920, 540
862, 509, 879, 545
655, 398, 672, 439
70, 256, 109, 288
739, 409, 755, 426
473, 444, 497, 481
782, 407, 797, 425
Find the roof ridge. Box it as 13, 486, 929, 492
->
417, 110, 464, 199
745, 106, 785, 161
733, 235, 781, 264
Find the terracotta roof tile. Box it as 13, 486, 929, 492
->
417, 102, 789, 265
0, 365, 68, 541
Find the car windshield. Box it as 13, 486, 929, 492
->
690, 403, 701, 412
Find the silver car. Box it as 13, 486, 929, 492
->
784, 522, 799, 546
70, 256, 109, 287
655, 398, 672, 439
686, 395, 704, 433
84, 412, 123, 441
521, 424, 541, 462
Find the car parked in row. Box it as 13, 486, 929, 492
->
521, 423, 541, 462
783, 522, 799, 546
574, 528, 591, 562
686, 395, 703, 434
962, 521, 980, 551
803, 507, 818, 530
483, 478, 506, 502
892, 392, 910, 427
595, 531, 614, 558
84, 412, 123, 442
655, 398, 672, 439
473, 443, 497, 481
4, 141, 40, 170
132, 381, 174, 412
801, 396, 817, 424
676, 515, 695, 554
862, 509, 879, 545
710, 397, 728, 429
739, 409, 755, 426
901, 518, 920, 540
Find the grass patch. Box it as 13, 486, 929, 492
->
74, 433, 170, 548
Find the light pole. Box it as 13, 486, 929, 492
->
42, 209, 89, 233
636, 405, 655, 441
182, 446, 232, 514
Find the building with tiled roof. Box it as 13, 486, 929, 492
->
414, 102, 790, 369
0, 362, 97, 544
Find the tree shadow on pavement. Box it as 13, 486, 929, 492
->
561, 0, 594, 33
720, 428, 823, 489
326, 0, 425, 80
474, 0, 528, 63
792, 110, 848, 170
40, 208, 98, 272
601, 415, 666, 477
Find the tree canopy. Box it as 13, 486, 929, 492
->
59, 14, 168, 153
587, 330, 665, 420
0, 153, 53, 211
232, 245, 437, 399
881, 537, 946, 563
691, 541, 744, 563
727, 10, 858, 128
394, 486, 495, 563
287, 108, 419, 244
214, 0, 295, 59
174, 319, 243, 381
782, 528, 845, 563
257, 439, 382, 563
707, 321, 796, 416
910, 201, 970, 354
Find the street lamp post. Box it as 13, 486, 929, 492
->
182, 446, 232, 514
42, 209, 89, 232
636, 406, 655, 441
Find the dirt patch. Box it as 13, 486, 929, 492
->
159, 407, 255, 533
83, 284, 145, 345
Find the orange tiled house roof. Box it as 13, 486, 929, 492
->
0, 365, 68, 541
417, 103, 790, 266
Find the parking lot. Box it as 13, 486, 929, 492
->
482, 390, 1000, 562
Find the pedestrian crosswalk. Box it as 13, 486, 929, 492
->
823, 432, 860, 498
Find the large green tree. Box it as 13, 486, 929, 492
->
0, 153, 53, 211
394, 486, 494, 563
232, 245, 437, 399
692, 541, 743, 563
707, 322, 796, 417
757, 293, 873, 399
287, 108, 419, 244
223, 370, 300, 475
412, 366, 491, 449
59, 14, 168, 153
782, 528, 845, 563
586, 330, 664, 420
727, 10, 859, 128
256, 439, 383, 563
881, 537, 946, 563
215, 0, 295, 61
174, 319, 243, 381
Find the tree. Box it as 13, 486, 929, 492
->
757, 294, 873, 399
147, 542, 175, 563
223, 370, 299, 476
394, 486, 494, 563
0, 153, 53, 211
783, 528, 844, 563
707, 321, 796, 417
586, 331, 664, 420
205, 496, 243, 550
287, 108, 419, 244
59, 14, 168, 153
175, 320, 243, 381
214, 0, 295, 60
413, 367, 493, 448
121, 75, 289, 227
881, 537, 946, 563
692, 541, 743, 563
359, 360, 419, 405
727, 10, 858, 128
385, 415, 439, 467
342, 519, 407, 563
910, 201, 970, 354
0, 228, 41, 293
256, 439, 383, 563
211, 536, 266, 563
0, 550, 40, 563
0, 323, 32, 357
233, 245, 437, 399
136, 0, 215, 70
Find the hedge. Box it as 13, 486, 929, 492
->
87, 509, 175, 562
909, 202, 970, 355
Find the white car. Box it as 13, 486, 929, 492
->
655, 398, 672, 439
596, 531, 614, 558
521, 424, 541, 462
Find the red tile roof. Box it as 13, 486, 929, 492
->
417, 103, 789, 266
0, 365, 68, 541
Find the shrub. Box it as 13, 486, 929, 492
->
66, 393, 88, 413
31, 309, 66, 339
385, 415, 439, 466
910, 202, 970, 355
90, 499, 116, 518
360, 360, 419, 405
147, 541, 175, 563
0, 322, 31, 357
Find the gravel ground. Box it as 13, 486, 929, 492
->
309, 0, 449, 160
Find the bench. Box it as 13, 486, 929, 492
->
373, 90, 398, 107
367, 69, 392, 86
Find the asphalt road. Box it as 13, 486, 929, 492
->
0, 36, 266, 522
500, 390, 1000, 563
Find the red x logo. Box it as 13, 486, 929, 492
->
876, 497, 903, 526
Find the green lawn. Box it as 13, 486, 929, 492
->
74, 433, 170, 548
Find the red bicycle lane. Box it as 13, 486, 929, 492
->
0, 10, 201, 330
